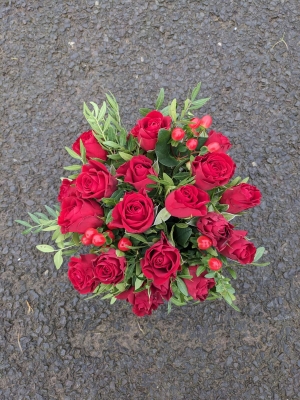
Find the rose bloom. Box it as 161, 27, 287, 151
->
220, 230, 256, 265
165, 184, 210, 218
111, 189, 154, 233
76, 159, 117, 200
220, 183, 262, 214
94, 249, 126, 284
205, 130, 232, 153
151, 279, 172, 301
196, 212, 233, 251
57, 179, 76, 202
130, 110, 172, 151
141, 233, 181, 286
58, 196, 103, 234
72, 130, 107, 161
116, 286, 164, 317
191, 153, 236, 190
116, 155, 158, 191
68, 254, 99, 294
183, 267, 215, 301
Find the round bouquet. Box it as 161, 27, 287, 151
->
17, 83, 267, 316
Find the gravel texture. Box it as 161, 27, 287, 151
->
1, 0, 300, 399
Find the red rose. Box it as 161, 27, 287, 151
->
220, 230, 256, 265
58, 196, 103, 234
72, 130, 107, 161
141, 233, 181, 286
76, 159, 117, 200
205, 130, 232, 153
130, 110, 172, 151
220, 183, 262, 214
68, 254, 99, 294
94, 249, 126, 284
116, 287, 164, 317
57, 179, 76, 202
116, 155, 158, 191
151, 280, 172, 301
183, 267, 215, 301
191, 153, 236, 190
111, 189, 154, 233
196, 212, 233, 251
165, 184, 210, 218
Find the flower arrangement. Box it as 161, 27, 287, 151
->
16, 83, 268, 316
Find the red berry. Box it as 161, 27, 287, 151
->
171, 128, 185, 141
199, 115, 213, 129
188, 117, 201, 129
118, 237, 132, 252
81, 235, 92, 246
84, 228, 98, 239
105, 230, 115, 240
208, 258, 222, 271
106, 222, 118, 230
186, 138, 198, 151
197, 235, 213, 250
92, 233, 106, 247
207, 142, 220, 152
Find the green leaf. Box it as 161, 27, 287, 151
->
80, 139, 87, 163
190, 97, 210, 110
72, 232, 80, 246
36, 244, 55, 253
42, 225, 59, 231
175, 223, 189, 228
155, 129, 178, 167
206, 247, 218, 256
139, 108, 152, 116
222, 212, 237, 221
63, 165, 82, 171
54, 250, 63, 269
22, 227, 33, 234
161, 105, 170, 116
126, 233, 149, 244
176, 277, 189, 296
45, 205, 58, 219
240, 177, 249, 183
15, 220, 32, 228
205, 272, 216, 278
254, 247, 265, 262
196, 265, 206, 277
65, 146, 82, 160
28, 212, 40, 224
169, 98, 177, 121
191, 82, 201, 101
199, 146, 208, 155
135, 277, 144, 290
251, 262, 270, 267
155, 88, 164, 110
170, 297, 185, 306
153, 208, 171, 225
227, 267, 237, 279
174, 225, 192, 247
119, 152, 133, 161
226, 176, 241, 188
102, 141, 121, 149
98, 101, 107, 120
116, 249, 125, 257
167, 301, 172, 314
162, 173, 174, 186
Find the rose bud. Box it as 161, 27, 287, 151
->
199, 115, 213, 129
186, 138, 198, 151
171, 128, 185, 141
188, 118, 202, 129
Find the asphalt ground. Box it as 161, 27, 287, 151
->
1, 0, 300, 399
